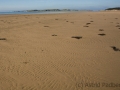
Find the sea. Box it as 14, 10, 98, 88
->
0, 11, 71, 15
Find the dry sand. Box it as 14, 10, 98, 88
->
0, 11, 120, 90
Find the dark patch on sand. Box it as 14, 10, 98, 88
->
0, 38, 7, 40
23, 62, 29, 64
44, 26, 49, 27
99, 29, 104, 31
52, 34, 57, 36
111, 46, 120, 51
98, 33, 106, 36
71, 36, 82, 39
84, 26, 89, 27
0, 20, 4, 23
90, 21, 94, 22
116, 25, 120, 27
86, 23, 91, 25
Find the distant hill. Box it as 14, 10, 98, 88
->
26, 9, 77, 12
14, 9, 94, 13
105, 7, 120, 10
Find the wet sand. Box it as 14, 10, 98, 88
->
0, 11, 120, 90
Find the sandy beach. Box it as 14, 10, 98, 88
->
0, 11, 120, 90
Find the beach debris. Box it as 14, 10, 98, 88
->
71, 36, 82, 39
111, 46, 120, 51
98, 33, 106, 36
52, 34, 57, 36
0, 38, 7, 40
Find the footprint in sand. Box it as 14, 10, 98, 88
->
98, 33, 106, 36
84, 22, 92, 27
84, 25, 89, 27
71, 36, 82, 39
111, 46, 120, 51
23, 62, 29, 64
71, 22, 74, 24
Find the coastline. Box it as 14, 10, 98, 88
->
0, 11, 77, 15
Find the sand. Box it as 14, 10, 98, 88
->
0, 11, 120, 90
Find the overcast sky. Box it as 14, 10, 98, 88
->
0, 0, 120, 12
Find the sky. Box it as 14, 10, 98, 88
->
0, 0, 120, 12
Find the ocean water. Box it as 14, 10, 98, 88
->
0, 11, 70, 15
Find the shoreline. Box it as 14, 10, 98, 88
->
0, 11, 77, 15
0, 10, 120, 16
0, 10, 99, 15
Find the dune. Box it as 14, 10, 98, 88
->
0, 11, 120, 90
